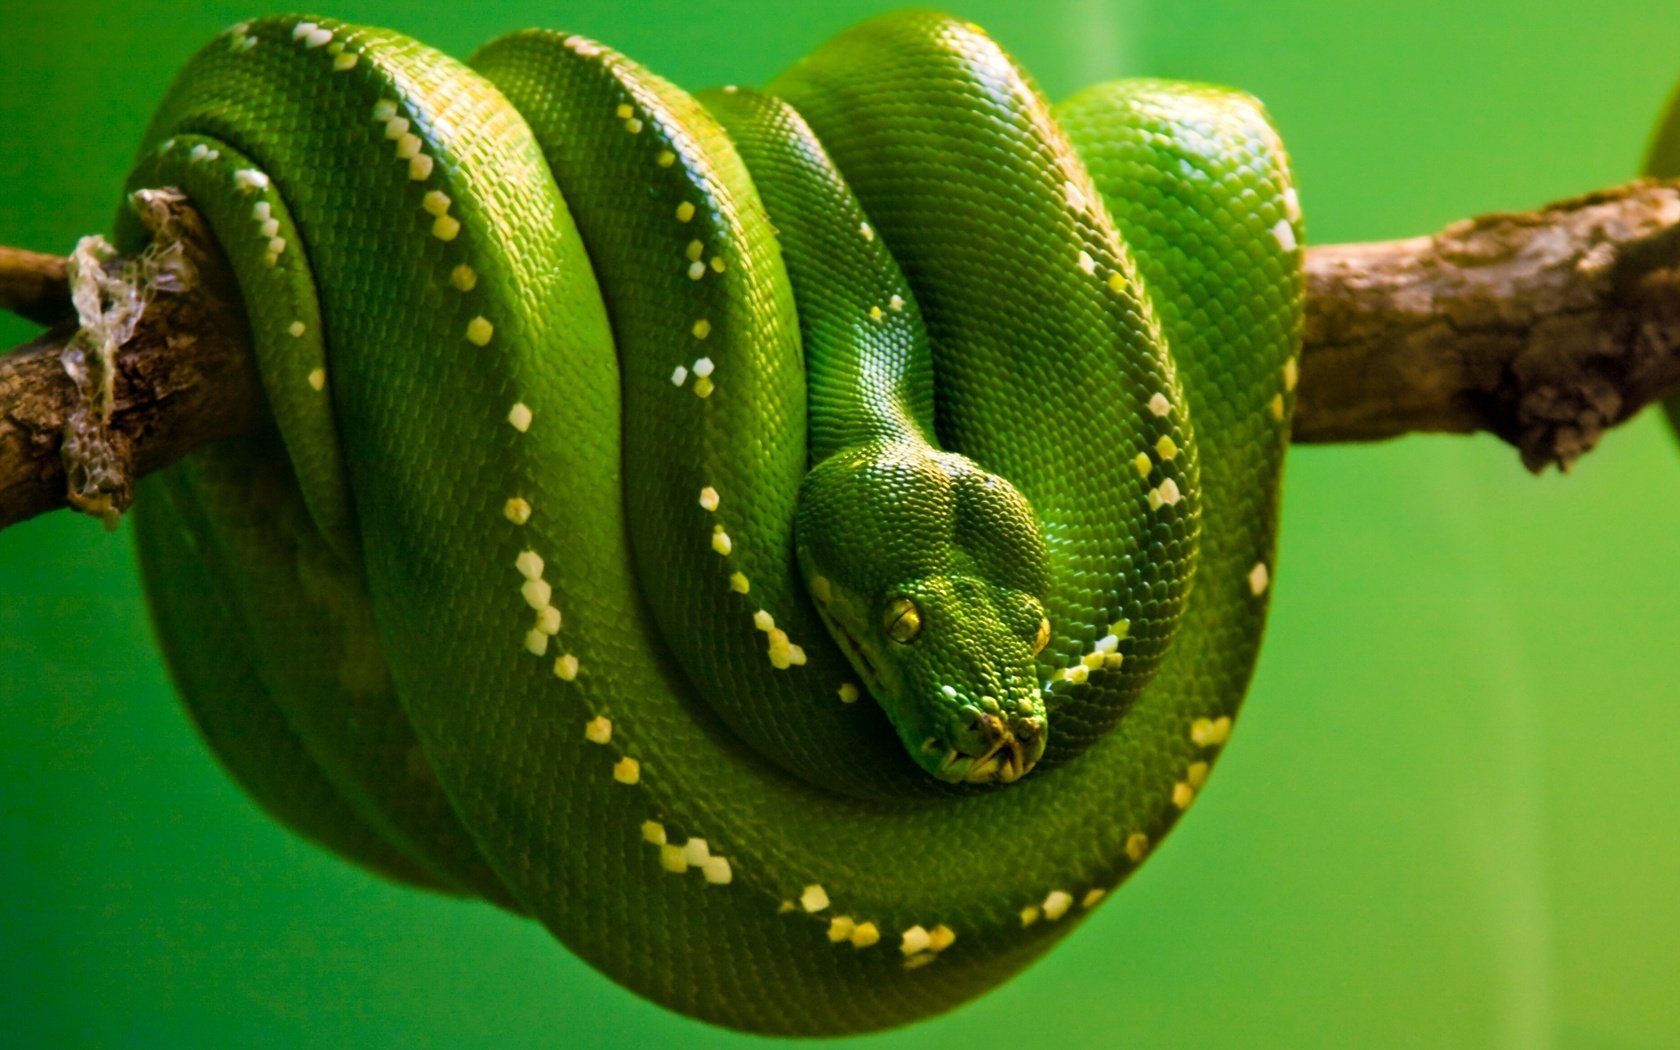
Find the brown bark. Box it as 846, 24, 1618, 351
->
0, 190, 260, 529
1295, 178, 1680, 470
3, 178, 1679, 531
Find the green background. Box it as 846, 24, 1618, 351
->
3, 1, 1678, 1046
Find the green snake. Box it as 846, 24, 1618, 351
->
122, 11, 1301, 1034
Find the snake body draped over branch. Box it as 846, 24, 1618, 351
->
123, 10, 1301, 1034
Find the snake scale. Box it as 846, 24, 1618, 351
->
122, 10, 1301, 1034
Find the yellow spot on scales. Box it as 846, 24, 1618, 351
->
1270, 393, 1286, 421
827, 916, 854, 943
422, 190, 451, 216
553, 653, 580, 681
657, 150, 676, 167
1082, 888, 1106, 909
449, 265, 477, 291
1147, 477, 1181, 511
900, 926, 930, 955
613, 757, 640, 785
1172, 782, 1194, 809
642, 821, 666, 845
503, 498, 531, 525
1191, 715, 1233, 748
287, 321, 305, 338
849, 923, 880, 949
1134, 452, 1152, 477
307, 368, 326, 392
676, 201, 696, 222
1248, 561, 1270, 596
1271, 219, 1297, 252
333, 52, 358, 72
800, 884, 829, 913
1125, 832, 1150, 862
515, 550, 544, 579
838, 682, 859, 703
585, 716, 612, 744
507, 402, 532, 432
520, 577, 551, 610
465, 316, 493, 346
408, 154, 433, 180
698, 486, 719, 511
711, 527, 732, 555
1042, 890, 1072, 921
729, 572, 750, 594
431, 215, 460, 241
534, 606, 560, 635
1155, 435, 1178, 460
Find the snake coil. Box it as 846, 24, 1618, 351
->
127, 10, 1302, 1035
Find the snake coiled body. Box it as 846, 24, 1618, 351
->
126, 11, 1301, 1035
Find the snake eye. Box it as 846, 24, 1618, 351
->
883, 597, 922, 643
1032, 616, 1050, 656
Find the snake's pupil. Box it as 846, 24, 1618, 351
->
883, 597, 921, 642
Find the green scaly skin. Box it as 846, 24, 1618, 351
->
126, 11, 1301, 1035
703, 86, 1051, 784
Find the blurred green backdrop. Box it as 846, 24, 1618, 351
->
3, 1, 1679, 1047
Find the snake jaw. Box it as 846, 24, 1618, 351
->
928, 709, 1045, 785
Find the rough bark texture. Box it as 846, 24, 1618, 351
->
0, 190, 260, 529
1296, 178, 1680, 469
3, 179, 1679, 530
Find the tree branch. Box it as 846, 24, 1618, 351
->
1295, 179, 1680, 469
3, 178, 1679, 531
0, 190, 260, 529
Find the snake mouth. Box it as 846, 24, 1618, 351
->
818, 606, 880, 691
924, 712, 1044, 785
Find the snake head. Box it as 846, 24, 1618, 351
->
796, 441, 1051, 785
